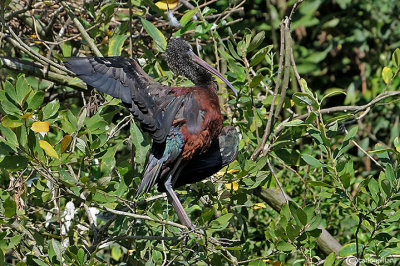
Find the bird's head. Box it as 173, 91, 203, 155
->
165, 38, 237, 96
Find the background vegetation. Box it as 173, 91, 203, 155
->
1, 0, 400, 265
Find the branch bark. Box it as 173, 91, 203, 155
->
0, 57, 85, 90
255, 187, 355, 266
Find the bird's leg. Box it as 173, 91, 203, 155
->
164, 158, 195, 230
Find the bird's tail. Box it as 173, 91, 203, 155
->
135, 154, 164, 197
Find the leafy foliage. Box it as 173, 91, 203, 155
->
1, 0, 400, 265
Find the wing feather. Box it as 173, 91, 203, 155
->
64, 56, 184, 143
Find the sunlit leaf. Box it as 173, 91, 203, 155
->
252, 203, 266, 210
155, 0, 178, 10
39, 140, 59, 159
180, 8, 197, 27
31, 121, 50, 133
225, 181, 239, 191
108, 34, 128, 56
382, 66, 393, 84
21, 113, 33, 119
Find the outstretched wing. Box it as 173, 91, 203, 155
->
64, 57, 183, 143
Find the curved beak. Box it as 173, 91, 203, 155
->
190, 51, 238, 97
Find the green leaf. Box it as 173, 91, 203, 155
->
0, 125, 19, 151
59, 168, 77, 185
296, 208, 308, 226
292, 92, 318, 108
1, 96, 21, 115
323, 252, 336, 266
77, 248, 85, 265
42, 99, 60, 120
130, 121, 150, 170
4, 197, 17, 218
49, 239, 62, 263
382, 66, 393, 84
283, 119, 304, 127
32, 259, 48, 266
218, 47, 234, 61
343, 126, 358, 142
140, 17, 167, 51
0, 155, 28, 171
277, 241, 295, 252
111, 246, 122, 261
339, 243, 359, 257
385, 164, 395, 184
321, 88, 346, 103
249, 74, 264, 88
108, 34, 128, 56
180, 8, 197, 27
247, 31, 265, 52
212, 213, 233, 229
8, 234, 21, 249
16, 74, 31, 105
307, 215, 322, 231
4, 80, 17, 103
1, 115, 23, 128
340, 173, 351, 189
227, 40, 241, 60
60, 41, 72, 57
392, 48, 400, 68
394, 137, 400, 152
387, 210, 400, 222
368, 178, 380, 200
301, 154, 324, 167
0, 249, 4, 266
380, 179, 391, 196
27, 91, 45, 111
86, 113, 108, 134
250, 46, 271, 66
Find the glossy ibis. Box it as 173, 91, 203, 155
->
64, 38, 238, 229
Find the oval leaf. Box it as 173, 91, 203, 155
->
1, 115, 23, 128
225, 181, 239, 191
180, 8, 197, 27
382, 66, 393, 84
155, 0, 178, 10
61, 134, 72, 153
39, 140, 59, 159
252, 203, 266, 210
140, 17, 167, 51
392, 48, 400, 68
108, 34, 128, 56
339, 243, 359, 257
31, 121, 50, 133
301, 154, 324, 167
292, 92, 318, 108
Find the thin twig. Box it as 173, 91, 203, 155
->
251, 21, 285, 160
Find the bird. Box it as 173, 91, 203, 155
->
64, 38, 239, 229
